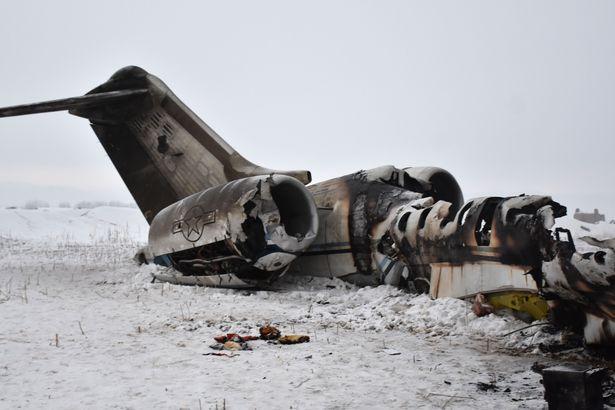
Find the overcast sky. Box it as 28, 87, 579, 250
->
0, 1, 613, 216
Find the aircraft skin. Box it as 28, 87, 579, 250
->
1, 66, 614, 348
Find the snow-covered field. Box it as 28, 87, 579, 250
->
0, 207, 612, 409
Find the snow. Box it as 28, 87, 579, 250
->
1, 207, 608, 409
0, 206, 148, 244
554, 214, 615, 252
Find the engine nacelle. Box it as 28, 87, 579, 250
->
403, 166, 464, 213
146, 174, 318, 286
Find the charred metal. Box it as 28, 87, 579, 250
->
2, 65, 615, 349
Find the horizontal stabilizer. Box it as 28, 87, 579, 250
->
0, 89, 149, 118
0, 66, 312, 223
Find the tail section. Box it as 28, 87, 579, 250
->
0, 66, 311, 222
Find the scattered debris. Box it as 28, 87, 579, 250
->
209, 325, 310, 352
419, 392, 475, 407
278, 335, 310, 345
488, 292, 549, 321
213, 333, 259, 343
382, 348, 402, 356
471, 293, 494, 317
538, 333, 584, 354
202, 352, 238, 358
476, 381, 498, 392
543, 365, 607, 409
209, 341, 251, 351
259, 325, 281, 340
223, 341, 248, 351
499, 322, 549, 338
292, 378, 311, 388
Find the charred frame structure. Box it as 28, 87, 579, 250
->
1, 66, 614, 348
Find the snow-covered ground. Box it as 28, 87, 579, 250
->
0, 207, 612, 409
0, 206, 148, 244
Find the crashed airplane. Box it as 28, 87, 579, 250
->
1, 66, 613, 348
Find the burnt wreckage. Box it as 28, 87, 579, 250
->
1, 66, 613, 347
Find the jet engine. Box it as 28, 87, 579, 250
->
403, 166, 464, 213
145, 174, 318, 287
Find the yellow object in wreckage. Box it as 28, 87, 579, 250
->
487, 292, 549, 321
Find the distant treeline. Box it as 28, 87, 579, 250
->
9, 200, 137, 210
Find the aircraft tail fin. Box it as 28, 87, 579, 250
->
0, 66, 311, 223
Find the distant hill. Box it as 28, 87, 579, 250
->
0, 206, 148, 244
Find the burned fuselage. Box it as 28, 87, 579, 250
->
1, 65, 614, 348
287, 166, 558, 294
289, 165, 615, 346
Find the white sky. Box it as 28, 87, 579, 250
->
0, 1, 613, 216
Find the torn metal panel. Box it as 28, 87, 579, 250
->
429, 262, 537, 299
542, 237, 615, 346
